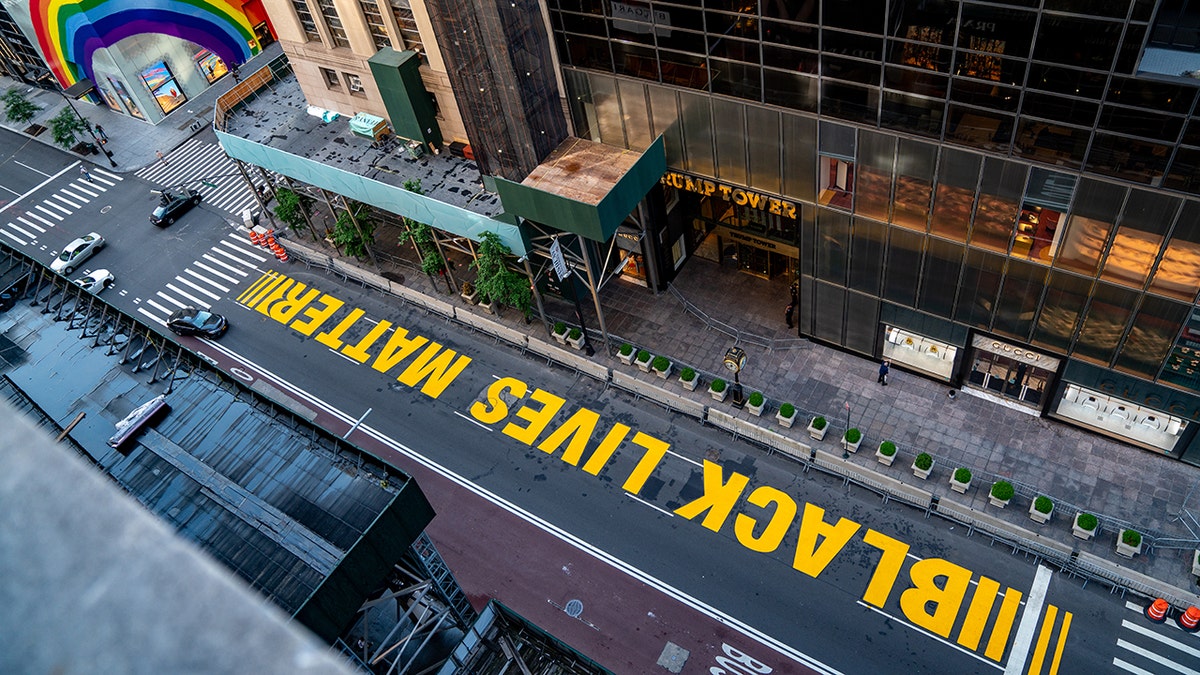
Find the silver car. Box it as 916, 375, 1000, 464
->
51, 232, 105, 275
73, 269, 114, 293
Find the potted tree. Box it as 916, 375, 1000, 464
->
567, 327, 586, 350
876, 440, 897, 466
460, 281, 478, 305
842, 428, 863, 453
679, 367, 698, 391
551, 321, 569, 344
618, 343, 636, 365
651, 355, 671, 379
470, 231, 533, 320
1073, 512, 1098, 540
912, 452, 934, 479
709, 378, 728, 402
1029, 495, 1054, 524
747, 392, 765, 417
807, 415, 827, 440
777, 402, 797, 428
989, 480, 1014, 508
635, 349, 652, 372
1116, 528, 1143, 558
950, 467, 972, 494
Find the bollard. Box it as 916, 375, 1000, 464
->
1146, 598, 1169, 623
1180, 606, 1200, 632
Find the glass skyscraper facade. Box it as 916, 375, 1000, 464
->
547, 0, 1200, 461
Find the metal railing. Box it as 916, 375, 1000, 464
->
666, 284, 809, 352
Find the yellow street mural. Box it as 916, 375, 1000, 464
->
237, 273, 1074, 673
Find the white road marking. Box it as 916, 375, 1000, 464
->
626, 493, 676, 517
1114, 658, 1158, 675
25, 211, 54, 228
173, 275, 221, 301
136, 307, 167, 325
1117, 638, 1200, 674
1121, 620, 1200, 658
41, 199, 71, 215
60, 186, 92, 202
219, 238, 269, 261
93, 168, 122, 182
71, 182, 102, 197
164, 283, 211, 309
145, 298, 176, 315
856, 601, 1003, 669
7, 222, 36, 239
184, 268, 230, 293
201, 253, 249, 276
1, 161, 79, 213
154, 292, 187, 309
51, 194, 83, 209
2, 230, 28, 245
209, 246, 259, 269
13, 161, 49, 177
17, 217, 45, 233
453, 410, 493, 432
0, 183, 18, 196
191, 260, 240, 284
1003, 565, 1053, 675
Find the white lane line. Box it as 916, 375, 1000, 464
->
201, 253, 249, 276
164, 283, 211, 309
1, 161, 79, 213
93, 168, 122, 182
13, 161, 49, 177
184, 268, 230, 293
210, 246, 259, 269
60, 187, 92, 202
146, 298, 176, 315
155, 292, 187, 309
137, 307, 167, 325
626, 493, 676, 517
194, 339, 846, 675
71, 182, 102, 197
1003, 565, 1053, 675
51, 194, 83, 209
191, 260, 240, 284
40, 199, 71, 215
2, 230, 28, 245
25, 211, 54, 228
219, 238, 269, 261
16, 217, 45, 233
7, 222, 36, 239
0, 183, 18, 196
1114, 658, 1157, 675
1121, 620, 1200, 658
34, 205, 63, 221
173, 275, 221, 301
1117, 638, 1200, 675
453, 410, 493, 432
328, 349, 361, 364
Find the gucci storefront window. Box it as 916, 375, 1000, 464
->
967, 335, 1060, 408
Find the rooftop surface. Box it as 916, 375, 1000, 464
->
522, 137, 643, 206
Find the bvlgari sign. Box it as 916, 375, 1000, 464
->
660, 171, 797, 219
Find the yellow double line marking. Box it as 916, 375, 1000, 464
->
237, 271, 286, 308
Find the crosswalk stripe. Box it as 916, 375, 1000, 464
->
165, 283, 211, 309
1114, 658, 1158, 675
17, 217, 45, 233
2, 230, 28, 245
52, 194, 83, 209
41, 199, 71, 215
184, 268, 230, 293
34, 205, 63, 221
221, 236, 269, 261
59, 187, 92, 202
72, 181, 103, 196
7, 222, 36, 239
146, 297, 176, 314
154, 292, 186, 309
191, 260, 240, 284
201, 253, 249, 277
173, 275, 221, 301
1120, 620, 1200, 659
137, 307, 167, 325
93, 168, 122, 182
25, 211, 54, 228
1116, 638, 1200, 675
136, 139, 267, 220
209, 246, 259, 270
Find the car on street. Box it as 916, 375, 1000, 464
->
150, 189, 202, 227
51, 232, 105, 275
73, 269, 114, 293
166, 307, 228, 338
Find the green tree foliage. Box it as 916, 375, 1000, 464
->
331, 203, 375, 258
2, 88, 41, 125
398, 179, 444, 275
273, 187, 314, 236
49, 108, 88, 150
470, 231, 531, 316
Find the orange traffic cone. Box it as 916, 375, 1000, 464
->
275, 247, 289, 263
1181, 606, 1200, 632
249, 230, 261, 246
1146, 598, 1169, 623
265, 235, 276, 249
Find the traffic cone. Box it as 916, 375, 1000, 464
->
249, 229, 261, 246
274, 246, 289, 263
1180, 606, 1200, 632
1146, 598, 1170, 623
265, 234, 276, 249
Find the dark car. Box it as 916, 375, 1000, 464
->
166, 307, 228, 338
150, 189, 202, 227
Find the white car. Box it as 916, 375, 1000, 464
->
74, 269, 114, 293
51, 232, 105, 275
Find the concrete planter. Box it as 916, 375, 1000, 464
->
1116, 529, 1143, 558
635, 355, 652, 372
567, 333, 586, 350
747, 399, 765, 417
876, 443, 896, 466
478, 299, 495, 315
551, 327, 568, 344
988, 494, 1011, 508
949, 471, 972, 494
679, 374, 698, 391
1029, 499, 1054, 524
912, 458, 934, 480
618, 349, 635, 366
652, 362, 671, 379
709, 384, 728, 402
461, 289, 478, 305
807, 418, 827, 440
841, 433, 862, 454
1072, 513, 1098, 541
776, 410, 797, 428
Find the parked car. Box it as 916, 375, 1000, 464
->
51, 232, 105, 274
166, 307, 228, 338
73, 269, 114, 293
150, 189, 202, 227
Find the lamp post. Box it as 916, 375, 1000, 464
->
843, 401, 851, 459
58, 80, 116, 168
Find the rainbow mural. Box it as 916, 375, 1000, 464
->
30, 0, 259, 87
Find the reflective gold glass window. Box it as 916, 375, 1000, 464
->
1054, 179, 1125, 277
1014, 119, 1086, 169
1073, 282, 1137, 365
1115, 296, 1189, 379
929, 148, 980, 242
1100, 190, 1178, 289
1150, 200, 1200, 301
969, 157, 1025, 254
854, 131, 895, 223
892, 138, 936, 232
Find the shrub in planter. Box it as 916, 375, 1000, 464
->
709, 377, 728, 402
635, 349, 652, 371
912, 452, 934, 479
748, 391, 764, 407
811, 416, 826, 430
1122, 529, 1142, 547
711, 378, 727, 393
879, 441, 896, 456
679, 366, 698, 391
568, 327, 582, 340
954, 468, 972, 483
651, 355, 671, 378
554, 321, 566, 334
989, 480, 1014, 508
779, 403, 795, 417
747, 391, 765, 416
618, 343, 635, 365
1029, 495, 1054, 524
1073, 512, 1098, 540
950, 467, 972, 493
777, 402, 797, 428
844, 428, 862, 444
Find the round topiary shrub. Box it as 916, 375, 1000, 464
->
954, 468, 972, 484
711, 378, 727, 393
811, 415, 826, 429
554, 321, 566, 334
914, 452, 933, 470
619, 343, 633, 356
879, 440, 896, 456
779, 402, 795, 418
636, 349, 651, 363
680, 367, 696, 382
991, 480, 1014, 501
652, 355, 669, 371
1076, 513, 1098, 531
748, 391, 764, 407
1034, 496, 1053, 514
1122, 529, 1142, 547
568, 327, 582, 340
844, 428, 862, 444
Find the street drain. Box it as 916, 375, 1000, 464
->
564, 599, 583, 617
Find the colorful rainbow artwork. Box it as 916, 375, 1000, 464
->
31, 0, 259, 87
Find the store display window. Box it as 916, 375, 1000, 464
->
882, 326, 957, 381
817, 155, 854, 210
1056, 384, 1186, 454
140, 61, 187, 114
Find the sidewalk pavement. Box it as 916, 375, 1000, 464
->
0, 42, 282, 173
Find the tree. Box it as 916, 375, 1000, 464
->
398, 179, 447, 277
2, 88, 40, 126
331, 203, 375, 259
273, 187, 316, 239
49, 108, 89, 150
470, 231, 531, 316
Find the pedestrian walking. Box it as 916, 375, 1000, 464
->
80, 166, 92, 182
878, 359, 890, 386
230, 62, 241, 83
94, 124, 107, 141
155, 149, 166, 165
785, 302, 794, 329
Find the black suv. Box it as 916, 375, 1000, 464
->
150, 189, 202, 227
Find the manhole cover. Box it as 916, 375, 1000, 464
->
564, 599, 583, 617
100, 205, 112, 214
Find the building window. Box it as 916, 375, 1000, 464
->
389, 0, 425, 58
346, 73, 366, 96
359, 0, 390, 51
428, 92, 441, 118
321, 67, 340, 88
291, 0, 320, 42
316, 0, 351, 48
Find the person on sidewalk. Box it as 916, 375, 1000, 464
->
785, 302, 794, 329
878, 359, 890, 385
80, 166, 92, 182
94, 124, 107, 141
